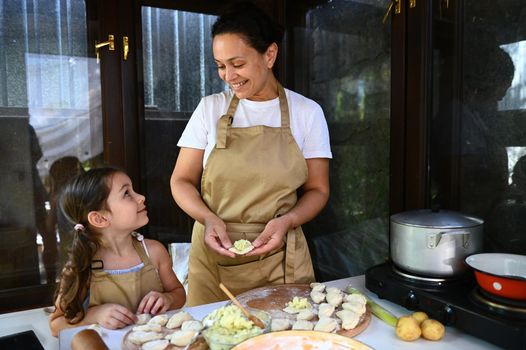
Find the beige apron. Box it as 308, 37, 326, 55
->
187, 84, 315, 306
89, 235, 164, 312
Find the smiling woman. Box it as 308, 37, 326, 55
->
170, 1, 332, 306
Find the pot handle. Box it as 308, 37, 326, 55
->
426, 230, 470, 249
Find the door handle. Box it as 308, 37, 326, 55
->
95, 34, 115, 64
382, 0, 401, 24
123, 36, 129, 61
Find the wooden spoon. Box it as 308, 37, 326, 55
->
219, 283, 266, 329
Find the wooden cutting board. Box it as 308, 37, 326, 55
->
235, 284, 371, 338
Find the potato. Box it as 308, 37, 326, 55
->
395, 316, 421, 341
421, 319, 445, 341
412, 311, 429, 325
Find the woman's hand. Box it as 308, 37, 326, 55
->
248, 216, 291, 256
137, 291, 172, 315
91, 303, 137, 329
204, 214, 236, 257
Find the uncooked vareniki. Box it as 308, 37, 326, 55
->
310, 290, 326, 304
166, 311, 193, 329
148, 315, 168, 327
314, 317, 338, 333
141, 339, 169, 350
336, 310, 361, 330
326, 292, 343, 307
292, 320, 314, 330
271, 318, 291, 332
318, 303, 335, 318
310, 282, 326, 293
296, 308, 316, 321
181, 320, 204, 332
342, 301, 366, 315
169, 330, 198, 347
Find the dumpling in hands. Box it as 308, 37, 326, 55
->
228, 239, 254, 255
136, 313, 152, 325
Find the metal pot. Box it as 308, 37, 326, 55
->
390, 209, 484, 277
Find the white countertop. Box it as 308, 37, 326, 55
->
0, 275, 502, 350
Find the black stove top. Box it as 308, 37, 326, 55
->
365, 263, 526, 350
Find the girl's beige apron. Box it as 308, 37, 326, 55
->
89, 237, 164, 312
187, 84, 315, 306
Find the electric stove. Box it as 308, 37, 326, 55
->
365, 262, 526, 350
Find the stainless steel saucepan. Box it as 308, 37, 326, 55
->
390, 209, 484, 277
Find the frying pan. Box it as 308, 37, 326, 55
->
465, 253, 526, 300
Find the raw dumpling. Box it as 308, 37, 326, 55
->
166, 311, 193, 329
141, 339, 169, 350
128, 331, 164, 345
344, 293, 367, 305
292, 320, 314, 330
342, 301, 366, 315
326, 287, 342, 295
181, 320, 203, 332
148, 315, 168, 327
336, 310, 360, 330
326, 292, 343, 307
314, 317, 338, 333
133, 324, 162, 332
318, 303, 335, 318
310, 291, 326, 304
271, 318, 291, 332
310, 282, 326, 293
169, 330, 198, 347
228, 239, 254, 255
283, 297, 311, 314
296, 308, 316, 321
136, 314, 152, 325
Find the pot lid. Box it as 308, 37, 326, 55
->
391, 209, 483, 228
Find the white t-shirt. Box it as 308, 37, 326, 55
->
178, 88, 332, 166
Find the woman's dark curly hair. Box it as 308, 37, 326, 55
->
212, 1, 284, 54
53, 167, 120, 323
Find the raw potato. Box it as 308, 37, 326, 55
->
421, 319, 445, 341
412, 311, 429, 325
395, 316, 421, 341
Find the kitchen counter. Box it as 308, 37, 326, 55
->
0, 275, 502, 350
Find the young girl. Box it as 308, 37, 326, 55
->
49, 167, 186, 337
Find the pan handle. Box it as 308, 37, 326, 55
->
427, 230, 470, 249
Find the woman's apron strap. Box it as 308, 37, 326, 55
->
216, 95, 240, 149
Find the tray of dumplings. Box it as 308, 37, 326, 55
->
122, 312, 207, 350
234, 283, 371, 338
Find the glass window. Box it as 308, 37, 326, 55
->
0, 0, 102, 302
140, 7, 225, 243
289, 0, 391, 280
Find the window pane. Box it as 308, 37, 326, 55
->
0, 0, 103, 303
290, 0, 391, 279
141, 7, 225, 243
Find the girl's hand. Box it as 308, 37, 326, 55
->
92, 303, 137, 329
203, 215, 235, 257
137, 291, 172, 315
247, 216, 291, 256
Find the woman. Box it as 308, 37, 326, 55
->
170, 2, 332, 306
